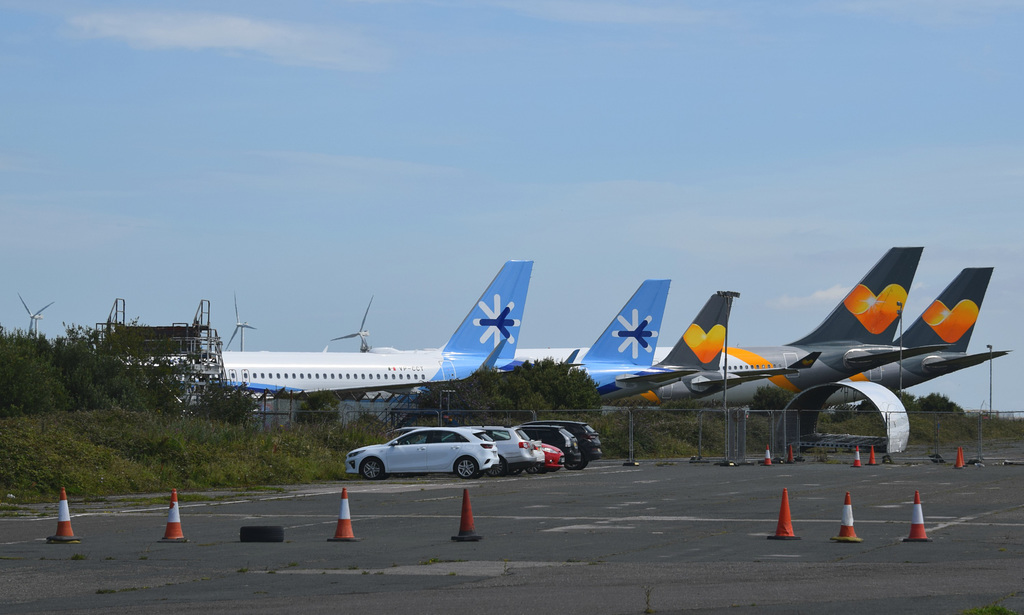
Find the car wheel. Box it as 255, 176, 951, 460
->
486, 456, 508, 477
525, 465, 540, 474
565, 457, 589, 470
454, 456, 479, 479
359, 457, 388, 480
239, 525, 284, 543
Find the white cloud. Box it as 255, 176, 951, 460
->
67, 12, 389, 71
488, 0, 718, 25
829, 0, 1024, 24
767, 284, 849, 309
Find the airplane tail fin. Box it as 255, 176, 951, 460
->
583, 279, 671, 367
790, 247, 923, 346
897, 267, 993, 353
658, 291, 735, 370
442, 260, 533, 361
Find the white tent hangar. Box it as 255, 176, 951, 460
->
774, 381, 910, 454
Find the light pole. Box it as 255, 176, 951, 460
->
442, 389, 454, 427
896, 301, 904, 398
718, 291, 740, 462
983, 344, 993, 460
987, 344, 994, 414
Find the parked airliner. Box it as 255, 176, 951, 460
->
650, 247, 941, 405
220, 260, 533, 396
510, 279, 671, 398
844, 267, 1009, 392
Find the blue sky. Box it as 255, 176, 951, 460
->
2, 1, 1021, 411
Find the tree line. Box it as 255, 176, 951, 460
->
0, 326, 253, 422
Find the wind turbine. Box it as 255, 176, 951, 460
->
332, 296, 373, 352
226, 292, 256, 351
18, 293, 54, 336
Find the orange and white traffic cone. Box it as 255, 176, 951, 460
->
903, 490, 932, 542
160, 489, 187, 542
762, 444, 772, 466
786, 445, 795, 464
46, 487, 80, 544
830, 492, 863, 543
954, 446, 965, 469
451, 489, 483, 542
867, 446, 878, 466
851, 446, 862, 468
767, 488, 800, 540
328, 488, 361, 542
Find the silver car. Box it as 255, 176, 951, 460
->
473, 426, 544, 476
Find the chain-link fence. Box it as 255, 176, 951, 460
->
253, 401, 1024, 464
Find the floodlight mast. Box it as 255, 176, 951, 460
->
717, 291, 740, 458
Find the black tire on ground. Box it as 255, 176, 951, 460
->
454, 456, 479, 479
359, 457, 388, 480
525, 465, 540, 474
565, 457, 589, 470
486, 456, 508, 477
239, 526, 284, 543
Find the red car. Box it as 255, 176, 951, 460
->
527, 443, 564, 473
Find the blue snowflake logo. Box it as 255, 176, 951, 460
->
474, 294, 520, 348
615, 309, 657, 359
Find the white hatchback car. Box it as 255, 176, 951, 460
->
346, 427, 499, 480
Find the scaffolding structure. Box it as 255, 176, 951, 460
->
97, 298, 225, 405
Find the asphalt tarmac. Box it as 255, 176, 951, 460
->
2, 456, 1023, 615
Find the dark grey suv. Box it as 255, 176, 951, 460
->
517, 425, 583, 468
521, 420, 602, 469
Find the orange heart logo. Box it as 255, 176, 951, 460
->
922, 299, 979, 343
684, 323, 726, 364
843, 283, 907, 335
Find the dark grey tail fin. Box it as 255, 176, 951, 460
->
790, 247, 923, 346
898, 267, 993, 353
659, 291, 736, 370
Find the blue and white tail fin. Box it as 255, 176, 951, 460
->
583, 280, 671, 367
442, 260, 533, 362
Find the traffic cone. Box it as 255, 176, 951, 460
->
160, 489, 187, 542
767, 488, 800, 540
328, 488, 361, 542
451, 489, 483, 542
762, 444, 772, 466
851, 446, 862, 468
786, 445, 795, 464
954, 447, 965, 469
903, 490, 932, 542
46, 487, 80, 544
830, 492, 863, 543
867, 446, 878, 466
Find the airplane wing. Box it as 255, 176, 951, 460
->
920, 349, 1011, 376
844, 344, 949, 370
616, 366, 702, 387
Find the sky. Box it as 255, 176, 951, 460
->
2, 0, 1022, 411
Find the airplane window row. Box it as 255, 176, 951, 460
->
248, 372, 426, 382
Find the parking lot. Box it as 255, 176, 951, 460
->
2, 458, 1023, 614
